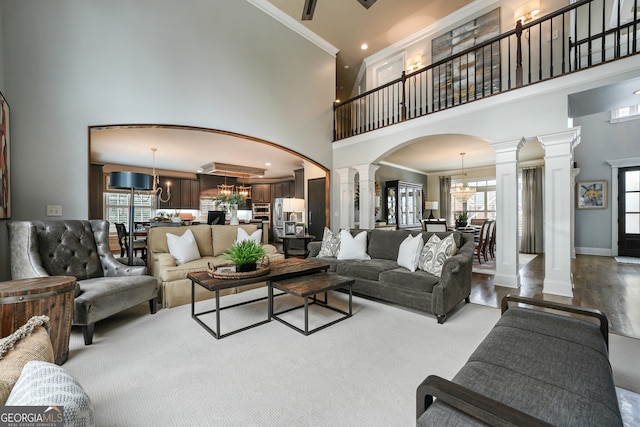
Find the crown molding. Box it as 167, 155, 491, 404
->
247, 0, 339, 57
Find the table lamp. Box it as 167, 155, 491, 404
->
424, 201, 439, 220
282, 198, 306, 223
109, 171, 154, 265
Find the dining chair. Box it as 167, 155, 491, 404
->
482, 220, 496, 261
115, 223, 146, 260
473, 220, 492, 263
488, 220, 497, 259
424, 221, 448, 232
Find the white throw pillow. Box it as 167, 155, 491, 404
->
418, 234, 457, 276
166, 229, 201, 265
318, 227, 341, 257
396, 234, 424, 272
236, 228, 262, 245
337, 230, 370, 260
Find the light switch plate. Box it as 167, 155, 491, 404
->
46, 205, 63, 216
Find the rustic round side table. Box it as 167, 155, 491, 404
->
0, 276, 76, 365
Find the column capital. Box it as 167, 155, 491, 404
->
335, 167, 356, 182
353, 164, 380, 177
537, 127, 581, 150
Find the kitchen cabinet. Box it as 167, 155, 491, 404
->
180, 179, 200, 209
251, 184, 271, 203
385, 180, 423, 229
158, 177, 199, 210
272, 180, 293, 199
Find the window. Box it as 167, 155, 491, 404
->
611, 104, 640, 123
451, 178, 496, 223
104, 192, 155, 232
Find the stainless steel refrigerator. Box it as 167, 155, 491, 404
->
272, 198, 285, 242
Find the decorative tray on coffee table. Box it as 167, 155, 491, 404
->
207, 263, 270, 279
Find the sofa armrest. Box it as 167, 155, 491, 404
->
150, 253, 177, 279
307, 241, 322, 258
501, 294, 609, 348
416, 375, 551, 426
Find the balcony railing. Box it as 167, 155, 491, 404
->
334, 0, 640, 141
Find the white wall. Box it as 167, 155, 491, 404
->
574, 111, 640, 253
0, 0, 335, 280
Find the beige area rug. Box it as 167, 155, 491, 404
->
62, 289, 639, 426
472, 253, 537, 275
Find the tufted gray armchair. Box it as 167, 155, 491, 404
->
7, 219, 159, 345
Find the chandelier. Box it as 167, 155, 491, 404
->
237, 185, 251, 199
217, 172, 234, 196
151, 148, 171, 203
450, 152, 476, 202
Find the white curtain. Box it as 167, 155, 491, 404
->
520, 167, 543, 253
439, 176, 451, 224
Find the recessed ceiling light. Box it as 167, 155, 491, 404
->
265, 162, 271, 166
361, 43, 368, 50
344, 65, 350, 70
634, 89, 640, 95
335, 99, 341, 104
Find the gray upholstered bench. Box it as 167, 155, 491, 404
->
8, 220, 159, 345
416, 295, 622, 426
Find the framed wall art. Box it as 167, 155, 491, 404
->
294, 223, 305, 237
577, 180, 607, 209
431, 8, 501, 109
0, 91, 10, 219
284, 221, 296, 235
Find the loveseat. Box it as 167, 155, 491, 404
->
307, 229, 474, 323
147, 224, 284, 308
416, 295, 622, 425
7, 220, 159, 345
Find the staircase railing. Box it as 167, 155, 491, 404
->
333, 0, 640, 141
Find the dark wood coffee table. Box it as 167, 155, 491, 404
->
187, 258, 329, 339
269, 272, 354, 336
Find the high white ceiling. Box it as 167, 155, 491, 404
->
267, 0, 472, 102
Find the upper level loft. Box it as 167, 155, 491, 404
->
334, 0, 640, 141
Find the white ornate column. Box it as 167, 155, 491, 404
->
354, 164, 380, 230
538, 127, 580, 297
490, 138, 525, 288
335, 167, 357, 230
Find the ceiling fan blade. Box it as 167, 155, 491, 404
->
357, 0, 377, 9
302, 0, 317, 20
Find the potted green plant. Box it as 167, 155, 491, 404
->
223, 240, 267, 272
455, 212, 468, 228
213, 193, 246, 225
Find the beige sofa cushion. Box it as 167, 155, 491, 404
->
211, 224, 258, 256
149, 224, 214, 257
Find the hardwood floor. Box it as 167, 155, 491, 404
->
470, 254, 640, 339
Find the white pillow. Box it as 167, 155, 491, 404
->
318, 227, 341, 257
166, 229, 201, 265
396, 234, 424, 272
337, 230, 370, 260
236, 228, 262, 245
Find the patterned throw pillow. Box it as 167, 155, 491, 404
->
418, 234, 457, 276
6, 361, 94, 427
318, 227, 341, 257
0, 316, 54, 405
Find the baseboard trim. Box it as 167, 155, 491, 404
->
575, 247, 612, 256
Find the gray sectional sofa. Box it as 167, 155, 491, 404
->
417, 295, 622, 426
307, 229, 474, 323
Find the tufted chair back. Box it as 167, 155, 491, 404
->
8, 219, 143, 280
32, 220, 103, 280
